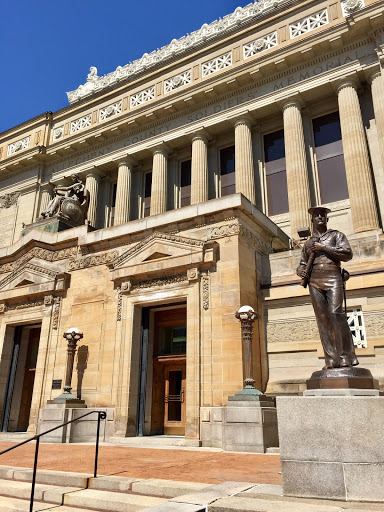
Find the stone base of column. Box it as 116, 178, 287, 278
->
277, 395, 384, 502
200, 398, 278, 453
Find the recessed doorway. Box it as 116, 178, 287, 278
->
151, 308, 186, 435
1, 325, 41, 432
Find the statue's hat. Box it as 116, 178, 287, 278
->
308, 206, 331, 215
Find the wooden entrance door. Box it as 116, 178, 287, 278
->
151, 308, 186, 435
17, 328, 40, 431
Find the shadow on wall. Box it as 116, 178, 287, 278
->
77, 345, 88, 399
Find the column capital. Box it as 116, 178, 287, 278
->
85, 167, 104, 180
191, 131, 208, 144
335, 77, 359, 94
369, 69, 382, 85
152, 146, 169, 158
117, 157, 136, 168
233, 117, 252, 129
281, 98, 303, 112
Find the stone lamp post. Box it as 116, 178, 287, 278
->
230, 305, 268, 400
53, 328, 86, 405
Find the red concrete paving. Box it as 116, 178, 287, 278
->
0, 442, 281, 485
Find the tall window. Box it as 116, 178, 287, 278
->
220, 145, 236, 196
264, 130, 288, 216
144, 172, 152, 217
313, 112, 348, 204
180, 159, 191, 207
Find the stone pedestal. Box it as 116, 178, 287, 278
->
200, 396, 278, 453
277, 395, 384, 502
22, 216, 82, 236
37, 403, 114, 443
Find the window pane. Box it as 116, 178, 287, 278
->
266, 171, 289, 216
110, 183, 117, 226
264, 130, 288, 215
220, 146, 235, 175
264, 129, 285, 162
313, 112, 342, 147
317, 155, 349, 204
313, 112, 349, 204
158, 325, 186, 355
144, 172, 152, 217
180, 160, 191, 207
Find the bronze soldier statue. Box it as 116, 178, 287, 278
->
297, 207, 359, 370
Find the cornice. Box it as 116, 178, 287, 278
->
66, 0, 298, 104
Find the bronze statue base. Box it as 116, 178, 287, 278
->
22, 216, 81, 236
306, 367, 379, 390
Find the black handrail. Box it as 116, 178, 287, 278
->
0, 410, 107, 512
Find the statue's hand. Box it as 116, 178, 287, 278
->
297, 268, 308, 279
311, 242, 325, 253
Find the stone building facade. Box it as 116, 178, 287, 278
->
0, 0, 383, 442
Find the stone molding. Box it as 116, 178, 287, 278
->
130, 273, 188, 291
112, 232, 204, 269
0, 299, 45, 314
68, 250, 119, 271
0, 263, 58, 290
66, 0, 288, 103
201, 271, 210, 310
0, 192, 20, 209
0, 247, 77, 274
206, 222, 271, 254
342, 0, 365, 17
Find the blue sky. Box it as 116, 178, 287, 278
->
0, 0, 250, 133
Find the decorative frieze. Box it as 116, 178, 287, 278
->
130, 86, 155, 109
289, 9, 328, 39
0, 247, 77, 274
0, 264, 58, 290
267, 318, 320, 344
99, 101, 122, 122
130, 273, 188, 291
53, 127, 64, 141
164, 70, 192, 93
342, 0, 365, 17
201, 271, 210, 310
116, 287, 122, 321
52, 297, 62, 330
68, 250, 119, 271
0, 192, 20, 209
7, 136, 31, 156
243, 31, 278, 59
202, 52, 232, 78
206, 223, 240, 240
67, 0, 288, 103
0, 299, 45, 314
70, 114, 92, 134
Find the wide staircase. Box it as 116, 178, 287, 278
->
0, 465, 382, 512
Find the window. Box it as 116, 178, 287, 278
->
109, 183, 117, 227
264, 130, 289, 216
313, 112, 349, 204
158, 325, 187, 356
180, 160, 191, 207
220, 146, 236, 196
144, 172, 152, 217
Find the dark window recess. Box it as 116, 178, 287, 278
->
264, 130, 289, 216
313, 112, 349, 204
144, 172, 152, 217
220, 145, 236, 196
110, 183, 117, 226
158, 325, 186, 356
180, 160, 191, 207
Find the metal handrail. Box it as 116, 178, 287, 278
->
0, 410, 107, 512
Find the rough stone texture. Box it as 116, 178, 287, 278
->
200, 402, 278, 453
208, 496, 343, 511
170, 482, 255, 506
132, 479, 211, 498
277, 396, 384, 502
63, 488, 166, 511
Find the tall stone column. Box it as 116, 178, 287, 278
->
371, 71, 384, 170
151, 148, 168, 216
283, 100, 311, 236
337, 80, 379, 233
191, 134, 208, 204
234, 118, 256, 205
114, 160, 133, 225
85, 171, 101, 228
39, 183, 53, 216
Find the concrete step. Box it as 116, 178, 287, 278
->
0, 478, 80, 502
62, 488, 167, 511
0, 495, 54, 511
108, 435, 201, 447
